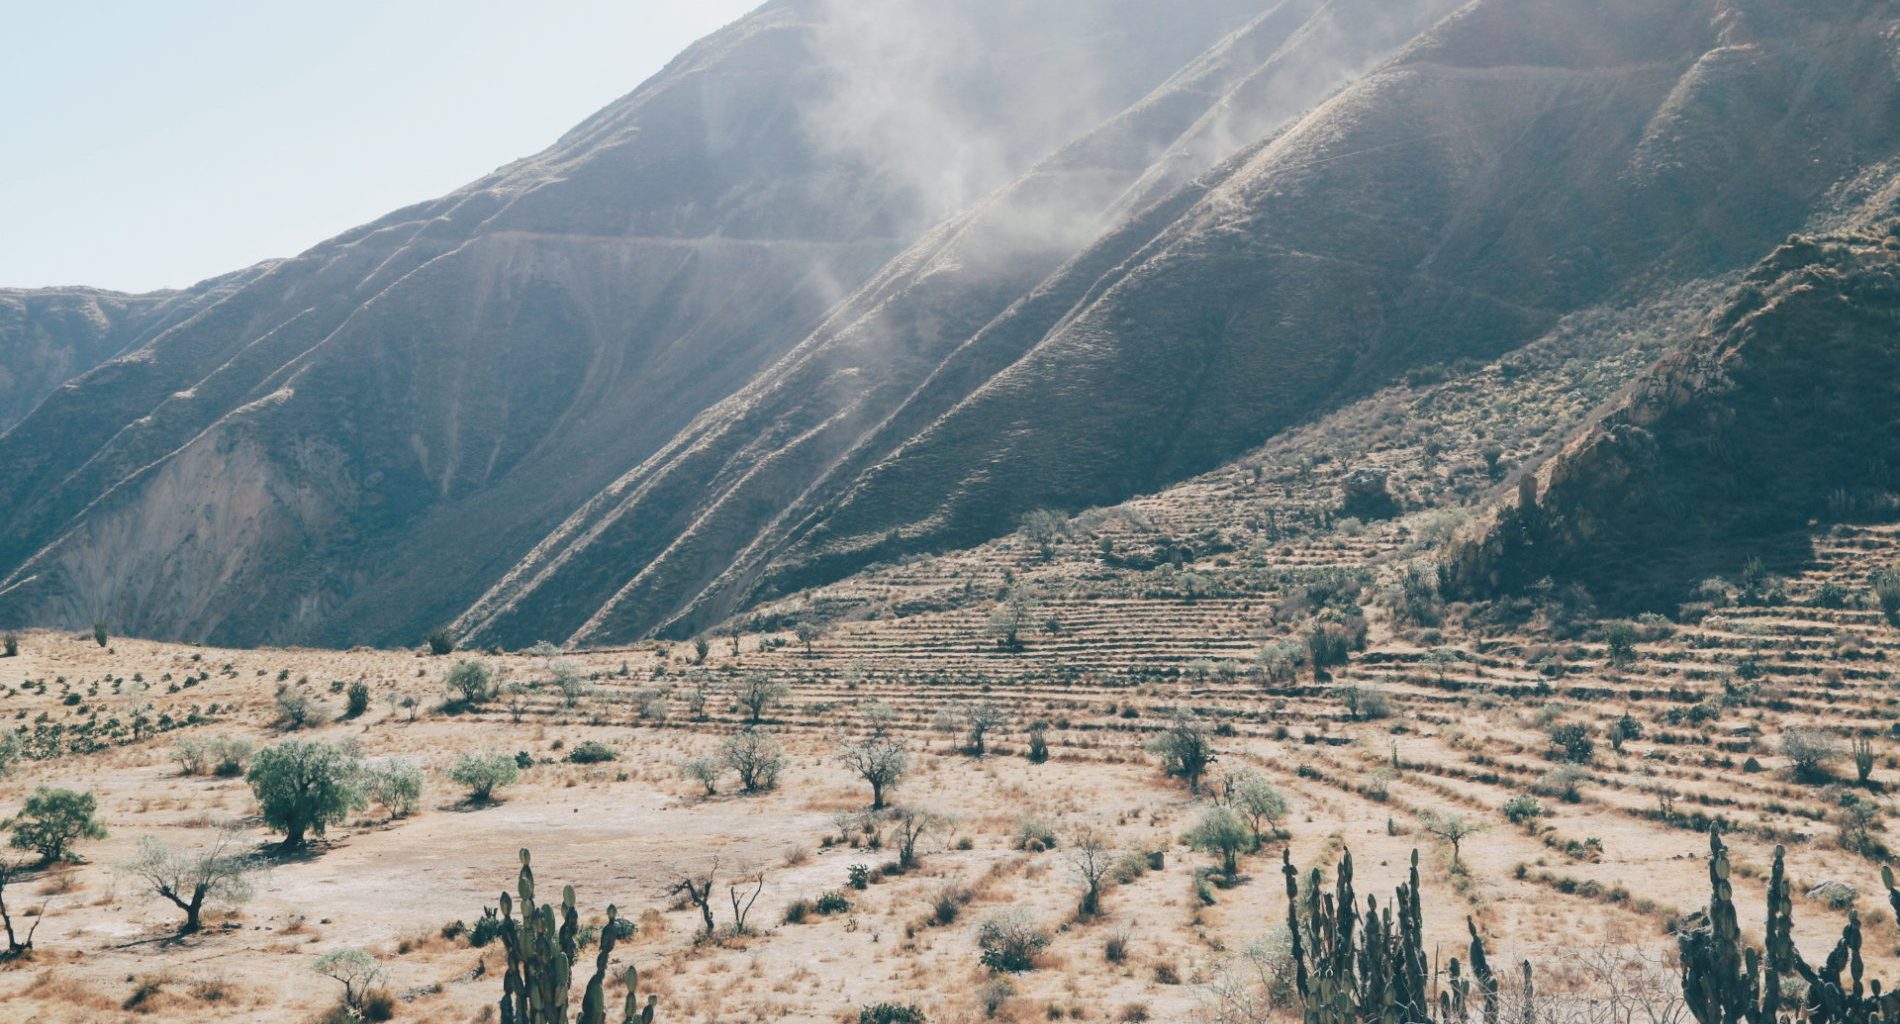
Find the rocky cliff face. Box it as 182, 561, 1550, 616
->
1445, 218, 1900, 611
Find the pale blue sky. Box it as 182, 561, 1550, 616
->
1, 0, 761, 292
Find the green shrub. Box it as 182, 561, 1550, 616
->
449, 751, 519, 803
816, 890, 851, 914
977, 912, 1049, 973
565, 741, 616, 765
425, 630, 454, 656
859, 1004, 926, 1024
344, 681, 371, 719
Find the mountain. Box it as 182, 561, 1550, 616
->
1445, 216, 1900, 612
2, 0, 1897, 648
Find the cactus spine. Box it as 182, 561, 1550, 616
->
496, 848, 655, 1024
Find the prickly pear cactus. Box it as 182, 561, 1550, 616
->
495, 848, 655, 1024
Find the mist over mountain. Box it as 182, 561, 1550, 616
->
2, 0, 1897, 648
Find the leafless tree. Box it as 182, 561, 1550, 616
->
963, 702, 1007, 756
1067, 827, 1113, 917
0, 858, 48, 959
121, 828, 257, 934
663, 858, 720, 938
727, 866, 766, 936
890, 806, 946, 870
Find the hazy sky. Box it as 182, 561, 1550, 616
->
1, 0, 761, 292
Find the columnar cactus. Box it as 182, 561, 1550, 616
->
1680, 828, 1900, 1024
495, 848, 655, 1024
1283, 847, 1474, 1024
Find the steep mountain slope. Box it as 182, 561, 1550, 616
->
465, 0, 1900, 645
1445, 217, 1900, 612
0, 276, 257, 429
0, 0, 1262, 645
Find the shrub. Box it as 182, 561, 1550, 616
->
343, 681, 371, 719
248, 740, 366, 849
860, 1005, 926, 1024
1012, 817, 1057, 852
977, 911, 1049, 973
173, 739, 210, 776
1783, 728, 1842, 782
1025, 727, 1050, 764
209, 738, 254, 777
1340, 685, 1392, 721
565, 741, 616, 765
782, 897, 812, 925
1, 634, 15, 658
363, 759, 424, 818
848, 864, 871, 890
1547, 722, 1594, 763
449, 751, 519, 803
6, 787, 107, 864
1503, 794, 1545, 828
424, 630, 454, 656
444, 660, 496, 705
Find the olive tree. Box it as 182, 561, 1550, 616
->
6, 787, 107, 864
122, 830, 255, 934
246, 740, 366, 849
839, 736, 909, 810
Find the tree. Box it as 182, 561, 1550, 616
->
680, 756, 721, 797
501, 682, 535, 724
1306, 623, 1352, 678
450, 751, 520, 803
0, 859, 48, 959
313, 948, 386, 1015
962, 702, 1007, 757
363, 759, 424, 818
1067, 827, 1113, 917
550, 659, 587, 709
6, 787, 106, 864
1186, 805, 1252, 877
246, 740, 366, 849
664, 858, 721, 937
1, 634, 16, 658
1148, 712, 1217, 793
92, 620, 108, 648
692, 637, 710, 664
122, 830, 255, 934
1420, 810, 1486, 867
985, 589, 1038, 650
727, 866, 766, 936
891, 806, 945, 870
737, 673, 789, 724
720, 728, 785, 793
445, 660, 497, 705
795, 621, 827, 657
839, 737, 908, 810
1220, 770, 1289, 845
1783, 728, 1842, 782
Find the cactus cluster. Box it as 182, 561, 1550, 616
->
1283, 847, 1516, 1024
495, 848, 655, 1024
1679, 829, 1900, 1024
